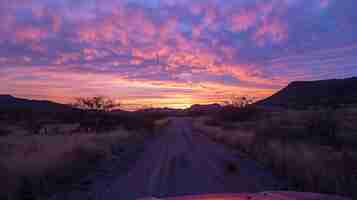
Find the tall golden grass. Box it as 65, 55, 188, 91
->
0, 129, 134, 199
193, 109, 357, 198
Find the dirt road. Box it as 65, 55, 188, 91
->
100, 118, 285, 199
49, 118, 285, 200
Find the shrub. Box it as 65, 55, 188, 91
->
119, 111, 170, 132
204, 118, 221, 127
73, 96, 121, 133
304, 110, 340, 146
254, 117, 307, 142
217, 105, 264, 122
25, 120, 43, 135
0, 127, 11, 136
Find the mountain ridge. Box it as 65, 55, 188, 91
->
0, 94, 74, 112
256, 77, 357, 108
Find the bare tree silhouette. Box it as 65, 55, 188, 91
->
74, 96, 119, 112
219, 96, 262, 122
73, 96, 120, 133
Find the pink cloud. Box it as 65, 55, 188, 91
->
2, 0, 339, 110
319, 0, 330, 8
206, 63, 286, 86
230, 8, 257, 32
31, 7, 62, 32
14, 26, 48, 42
76, 6, 157, 46
53, 53, 81, 65
0, 65, 278, 110
253, 17, 288, 46
203, 5, 217, 27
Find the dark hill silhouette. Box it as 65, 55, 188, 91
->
0, 95, 74, 112
136, 107, 182, 114
188, 103, 222, 111
256, 77, 357, 108
185, 103, 223, 116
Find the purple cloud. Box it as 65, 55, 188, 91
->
0, 0, 356, 108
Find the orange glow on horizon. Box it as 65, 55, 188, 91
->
0, 66, 278, 111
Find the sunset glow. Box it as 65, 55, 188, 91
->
1, 0, 357, 109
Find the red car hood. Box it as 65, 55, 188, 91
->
139, 191, 351, 200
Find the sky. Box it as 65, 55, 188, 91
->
0, 0, 357, 109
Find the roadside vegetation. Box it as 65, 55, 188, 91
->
0, 132, 136, 200
193, 98, 357, 199
0, 96, 169, 200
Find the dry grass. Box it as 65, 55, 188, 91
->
193, 109, 357, 198
0, 129, 135, 200
194, 117, 255, 153
154, 118, 171, 128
